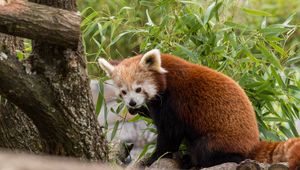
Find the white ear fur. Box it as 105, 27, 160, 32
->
140, 49, 167, 74
98, 58, 115, 76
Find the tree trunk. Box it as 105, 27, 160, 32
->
26, 0, 107, 160
0, 0, 108, 161
0, 33, 42, 153
0, 102, 42, 153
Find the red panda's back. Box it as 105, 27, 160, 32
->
160, 54, 259, 155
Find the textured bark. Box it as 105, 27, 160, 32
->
0, 49, 107, 159
0, 33, 23, 52
0, 0, 80, 48
0, 33, 42, 153
0, 0, 108, 161
26, 0, 108, 160
0, 103, 42, 152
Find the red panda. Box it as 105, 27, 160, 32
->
98, 49, 300, 169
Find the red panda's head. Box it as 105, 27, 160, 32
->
98, 49, 167, 109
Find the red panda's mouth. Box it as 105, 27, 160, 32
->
127, 107, 150, 117
126, 104, 143, 109
127, 108, 139, 115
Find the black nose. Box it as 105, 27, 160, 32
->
129, 100, 136, 107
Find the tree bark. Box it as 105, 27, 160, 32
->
0, 33, 42, 153
28, 0, 108, 160
0, 0, 108, 161
0, 102, 42, 153
0, 0, 80, 48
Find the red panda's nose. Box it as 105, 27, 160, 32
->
129, 100, 136, 107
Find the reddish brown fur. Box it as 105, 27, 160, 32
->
249, 139, 300, 170
288, 139, 300, 170
111, 53, 300, 169
159, 54, 259, 154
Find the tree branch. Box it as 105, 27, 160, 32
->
0, 51, 94, 157
0, 33, 43, 153
0, 0, 80, 48
0, 52, 67, 138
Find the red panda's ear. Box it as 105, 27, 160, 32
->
98, 58, 115, 77
140, 49, 167, 74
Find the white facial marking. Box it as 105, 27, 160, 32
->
123, 91, 145, 108
142, 80, 158, 99
116, 81, 156, 109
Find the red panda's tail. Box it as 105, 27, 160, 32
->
248, 138, 300, 170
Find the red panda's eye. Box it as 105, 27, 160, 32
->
121, 90, 127, 95
135, 87, 142, 93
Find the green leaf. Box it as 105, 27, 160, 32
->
108, 30, 147, 47
139, 0, 156, 7
203, 2, 222, 25
242, 8, 272, 17
261, 17, 267, 29
81, 11, 98, 27
260, 27, 287, 35
245, 81, 264, 89
257, 42, 282, 69
263, 117, 287, 122
288, 121, 299, 137
288, 85, 300, 91
137, 143, 152, 161
285, 56, 300, 65
116, 102, 125, 114
283, 13, 296, 26
95, 81, 104, 116
269, 42, 287, 57
16, 50, 24, 60
111, 120, 120, 141
224, 21, 248, 30
128, 115, 141, 122
270, 66, 285, 88
279, 125, 294, 138
144, 127, 157, 134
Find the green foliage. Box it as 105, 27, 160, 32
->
16, 39, 32, 60
80, 0, 300, 157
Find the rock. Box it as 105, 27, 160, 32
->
237, 160, 261, 170
201, 162, 238, 170
146, 158, 180, 170
269, 163, 289, 170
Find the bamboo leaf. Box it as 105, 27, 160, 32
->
242, 8, 272, 17
257, 42, 282, 69
111, 120, 120, 141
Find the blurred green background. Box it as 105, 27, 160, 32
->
78, 0, 300, 143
